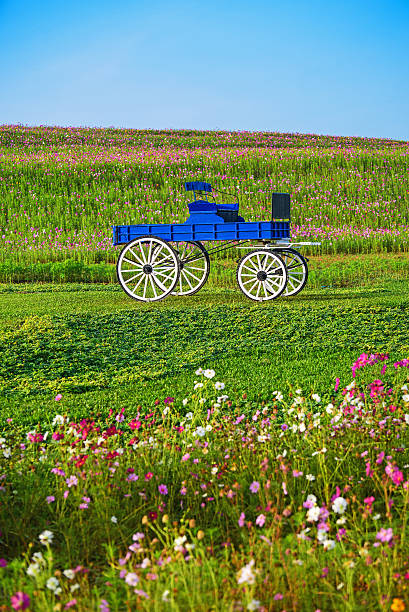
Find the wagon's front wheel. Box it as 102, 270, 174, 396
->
171, 241, 210, 296
236, 250, 287, 302
116, 235, 180, 302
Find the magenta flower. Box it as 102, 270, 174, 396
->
64, 600, 78, 609
238, 512, 245, 527
10, 592, 30, 611
249, 481, 260, 494
0, 558, 7, 567
158, 484, 168, 495
55, 394, 62, 401
46, 496, 55, 504
274, 593, 284, 600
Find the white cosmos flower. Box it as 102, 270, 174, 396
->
39, 530, 54, 546
312, 394, 321, 402
404, 414, 409, 424
52, 414, 65, 426
317, 529, 327, 542
217, 395, 229, 402
26, 563, 40, 577
325, 404, 334, 414
403, 395, 409, 403
182, 398, 189, 406
205, 424, 212, 432
237, 559, 257, 585
185, 412, 193, 420
306, 474, 316, 481
299, 422, 306, 433
307, 506, 321, 522
247, 599, 261, 611
203, 369, 215, 379
195, 368, 203, 375
46, 577, 60, 591
323, 539, 336, 551
162, 590, 170, 602
194, 426, 206, 437
63, 569, 75, 580
332, 497, 348, 514
194, 382, 203, 390
214, 381, 225, 390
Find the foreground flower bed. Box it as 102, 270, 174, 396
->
1, 355, 409, 611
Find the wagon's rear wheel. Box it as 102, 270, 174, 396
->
116, 235, 180, 302
236, 250, 287, 302
276, 249, 308, 296
171, 241, 210, 296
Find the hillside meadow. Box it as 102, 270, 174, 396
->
0, 126, 409, 611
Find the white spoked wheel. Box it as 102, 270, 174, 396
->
236, 250, 288, 302
116, 235, 180, 302
277, 249, 309, 297
171, 241, 210, 296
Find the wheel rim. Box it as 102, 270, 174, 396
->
278, 250, 308, 296
171, 241, 210, 296
237, 251, 287, 301
117, 236, 179, 302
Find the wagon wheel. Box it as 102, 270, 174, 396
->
170, 241, 210, 296
116, 235, 180, 302
276, 248, 308, 297
236, 250, 288, 302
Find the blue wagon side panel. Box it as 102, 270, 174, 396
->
113, 222, 290, 245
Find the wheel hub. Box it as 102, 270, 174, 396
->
143, 264, 153, 274
257, 271, 267, 281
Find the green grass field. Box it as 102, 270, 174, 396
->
1, 262, 408, 429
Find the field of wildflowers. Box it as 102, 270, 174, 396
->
0, 356, 409, 611
1, 125, 409, 277
1, 125, 409, 610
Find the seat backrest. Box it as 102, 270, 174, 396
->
272, 193, 290, 221
185, 182, 212, 193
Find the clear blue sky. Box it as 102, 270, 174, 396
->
1, 0, 409, 140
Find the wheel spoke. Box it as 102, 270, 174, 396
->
124, 254, 144, 267
123, 271, 144, 285
182, 267, 202, 283
142, 276, 149, 298
149, 275, 158, 298
181, 269, 194, 290
131, 274, 145, 294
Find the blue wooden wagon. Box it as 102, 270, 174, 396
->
112, 182, 320, 302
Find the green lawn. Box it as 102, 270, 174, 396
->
1, 277, 408, 429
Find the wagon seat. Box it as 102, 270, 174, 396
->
184, 181, 245, 224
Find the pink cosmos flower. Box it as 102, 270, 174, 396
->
11, 592, 30, 611
55, 394, 62, 401
238, 512, 245, 527
256, 514, 266, 527
158, 484, 168, 495
376, 527, 393, 543
250, 481, 260, 494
